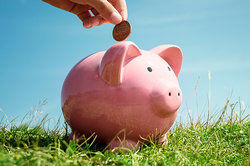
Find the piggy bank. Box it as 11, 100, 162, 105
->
62, 41, 183, 149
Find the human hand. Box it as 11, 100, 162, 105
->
42, 0, 127, 29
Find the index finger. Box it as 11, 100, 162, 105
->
110, 0, 128, 20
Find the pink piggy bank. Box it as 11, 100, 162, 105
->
62, 41, 183, 149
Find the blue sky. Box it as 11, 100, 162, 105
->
0, 0, 249, 124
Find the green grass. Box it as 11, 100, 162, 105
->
0, 99, 249, 165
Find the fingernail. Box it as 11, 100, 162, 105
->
92, 20, 97, 26
85, 24, 92, 29
84, 21, 92, 29
110, 12, 122, 24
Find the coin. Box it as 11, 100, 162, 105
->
112, 20, 131, 41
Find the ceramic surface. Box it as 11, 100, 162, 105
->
61, 41, 183, 149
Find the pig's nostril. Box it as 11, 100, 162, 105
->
178, 92, 180, 96
168, 92, 171, 96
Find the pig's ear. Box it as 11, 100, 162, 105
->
150, 45, 183, 77
99, 41, 141, 85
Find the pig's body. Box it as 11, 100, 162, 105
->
62, 41, 183, 149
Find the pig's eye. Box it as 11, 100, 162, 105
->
168, 66, 171, 71
147, 67, 153, 72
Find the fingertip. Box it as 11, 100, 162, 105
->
87, 0, 122, 24
87, 25, 93, 29
93, 16, 102, 26
84, 24, 92, 29
92, 18, 100, 26
113, 0, 128, 20
121, 11, 128, 20
110, 12, 122, 24
83, 20, 92, 29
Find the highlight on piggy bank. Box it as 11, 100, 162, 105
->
61, 41, 183, 149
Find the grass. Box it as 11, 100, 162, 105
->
0, 98, 249, 165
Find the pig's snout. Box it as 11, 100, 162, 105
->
164, 86, 182, 111
150, 80, 182, 117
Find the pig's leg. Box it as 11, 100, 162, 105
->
107, 139, 139, 150
159, 133, 169, 146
